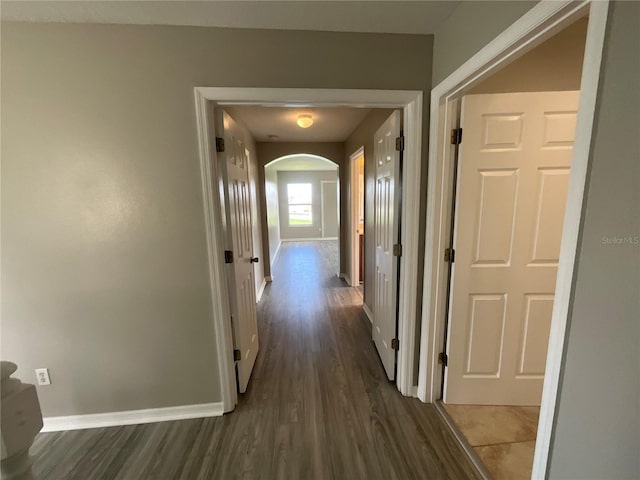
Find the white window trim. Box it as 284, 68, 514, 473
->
287, 182, 313, 227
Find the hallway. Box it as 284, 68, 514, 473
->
30, 241, 480, 479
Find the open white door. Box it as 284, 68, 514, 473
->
373, 110, 402, 381
445, 91, 580, 405
216, 110, 259, 394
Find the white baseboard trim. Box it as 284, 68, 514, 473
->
41, 401, 224, 432
363, 303, 374, 324
265, 275, 273, 282
256, 278, 267, 302
338, 272, 352, 285
281, 237, 338, 242
271, 241, 282, 267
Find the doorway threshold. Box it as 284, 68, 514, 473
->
434, 401, 492, 480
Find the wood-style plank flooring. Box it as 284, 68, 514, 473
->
31, 241, 480, 479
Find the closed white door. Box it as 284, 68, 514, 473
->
445, 91, 580, 405
217, 110, 259, 394
321, 181, 339, 238
373, 110, 401, 381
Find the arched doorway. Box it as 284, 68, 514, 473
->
263, 154, 340, 277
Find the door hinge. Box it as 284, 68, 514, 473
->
391, 338, 400, 351
215, 137, 225, 153
450, 128, 463, 145
438, 352, 448, 366
444, 247, 455, 263
395, 136, 405, 152
393, 244, 403, 257
224, 250, 234, 264
233, 349, 241, 361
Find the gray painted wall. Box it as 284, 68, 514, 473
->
434, 2, 640, 478
277, 170, 339, 240
432, 1, 537, 85
469, 17, 587, 94
321, 181, 339, 238
263, 167, 281, 272
1, 22, 432, 417
548, 2, 640, 478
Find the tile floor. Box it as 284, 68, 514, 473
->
443, 404, 540, 480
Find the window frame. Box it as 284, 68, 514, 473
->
286, 183, 313, 227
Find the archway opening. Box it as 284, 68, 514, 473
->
263, 153, 340, 277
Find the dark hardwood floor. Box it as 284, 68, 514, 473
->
31, 241, 480, 479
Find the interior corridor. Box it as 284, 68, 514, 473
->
30, 241, 480, 479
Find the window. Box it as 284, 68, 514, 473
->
287, 183, 312, 226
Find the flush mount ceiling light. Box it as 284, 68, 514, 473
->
296, 114, 314, 128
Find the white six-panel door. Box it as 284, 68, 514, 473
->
445, 92, 580, 405
373, 110, 401, 381
218, 110, 259, 394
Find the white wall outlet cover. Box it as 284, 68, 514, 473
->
35, 368, 51, 386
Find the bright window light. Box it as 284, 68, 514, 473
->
287, 183, 312, 226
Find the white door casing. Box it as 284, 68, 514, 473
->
349, 147, 365, 288
195, 87, 423, 410
217, 110, 259, 394
373, 110, 402, 381
445, 91, 580, 405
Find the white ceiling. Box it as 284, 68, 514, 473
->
1, 1, 459, 35
265, 154, 338, 171
225, 106, 371, 142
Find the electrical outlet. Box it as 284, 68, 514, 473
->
35, 368, 51, 386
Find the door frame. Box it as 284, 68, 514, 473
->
320, 180, 339, 239
416, 0, 608, 477
349, 146, 365, 287
194, 88, 423, 411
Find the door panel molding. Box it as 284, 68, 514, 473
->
373, 111, 401, 380
217, 111, 260, 395
444, 91, 579, 406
